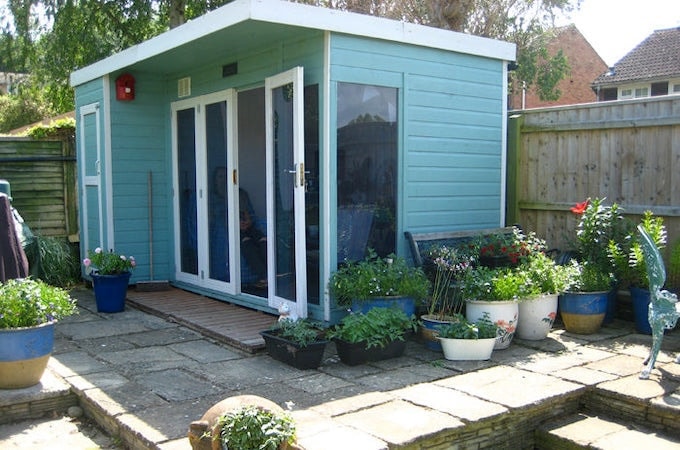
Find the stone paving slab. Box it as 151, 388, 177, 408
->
436, 366, 585, 409
4, 289, 680, 450
336, 399, 464, 447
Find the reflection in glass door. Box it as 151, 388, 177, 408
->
265, 67, 307, 317
173, 91, 235, 293
176, 108, 198, 275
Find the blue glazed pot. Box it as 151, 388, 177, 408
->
0, 321, 55, 388
91, 272, 131, 313
559, 291, 608, 334
629, 287, 652, 335
350, 296, 416, 317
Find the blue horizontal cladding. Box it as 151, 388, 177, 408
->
330, 32, 506, 239
407, 208, 502, 230
108, 73, 169, 283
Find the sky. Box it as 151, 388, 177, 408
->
557, 0, 680, 66
1, 0, 679, 68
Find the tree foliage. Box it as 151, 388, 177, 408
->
0, 0, 578, 128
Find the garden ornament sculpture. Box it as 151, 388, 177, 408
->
637, 225, 680, 379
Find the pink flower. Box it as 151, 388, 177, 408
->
83, 258, 91, 267
129, 257, 136, 267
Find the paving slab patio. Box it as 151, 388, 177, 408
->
2, 285, 680, 449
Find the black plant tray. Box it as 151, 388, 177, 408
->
260, 330, 328, 370
333, 338, 406, 366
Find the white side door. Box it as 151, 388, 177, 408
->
264, 67, 307, 318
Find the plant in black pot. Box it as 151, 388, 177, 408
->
327, 307, 417, 366
328, 249, 430, 316
260, 318, 328, 370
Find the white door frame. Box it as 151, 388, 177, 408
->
264, 67, 307, 318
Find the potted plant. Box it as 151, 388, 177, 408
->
473, 227, 543, 268
568, 198, 628, 324
83, 247, 136, 313
460, 266, 524, 349
327, 307, 417, 366
516, 251, 573, 340
328, 249, 430, 316
0, 278, 78, 388
420, 244, 473, 350
437, 313, 498, 360
559, 198, 623, 334
260, 318, 328, 370
610, 211, 666, 334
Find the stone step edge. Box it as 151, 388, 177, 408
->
0, 368, 78, 425
583, 385, 680, 438
535, 413, 680, 450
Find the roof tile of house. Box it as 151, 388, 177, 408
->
593, 27, 680, 86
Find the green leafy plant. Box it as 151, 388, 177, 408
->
213, 405, 296, 450
268, 319, 324, 347
626, 211, 666, 289
83, 247, 136, 275
0, 278, 78, 329
523, 252, 573, 296
564, 260, 613, 292
436, 313, 498, 340
667, 239, 680, 293
327, 307, 417, 349
328, 250, 430, 307
460, 266, 531, 301
24, 234, 80, 288
570, 197, 627, 280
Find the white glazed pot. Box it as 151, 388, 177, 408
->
516, 294, 559, 341
466, 299, 518, 350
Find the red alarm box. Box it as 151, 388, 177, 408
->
115, 73, 135, 101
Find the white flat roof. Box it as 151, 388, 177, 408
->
70, 0, 516, 87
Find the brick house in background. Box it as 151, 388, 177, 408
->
509, 25, 607, 110
592, 27, 680, 101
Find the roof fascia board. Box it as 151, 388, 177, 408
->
251, 1, 515, 61
70, 0, 252, 87
71, 0, 515, 87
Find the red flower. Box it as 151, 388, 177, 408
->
570, 199, 589, 215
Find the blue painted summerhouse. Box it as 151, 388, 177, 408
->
70, 0, 515, 323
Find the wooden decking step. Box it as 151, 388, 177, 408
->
126, 286, 278, 353
535, 414, 680, 450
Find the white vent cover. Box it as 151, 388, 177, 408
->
178, 77, 191, 98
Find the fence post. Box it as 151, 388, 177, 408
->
506, 113, 523, 225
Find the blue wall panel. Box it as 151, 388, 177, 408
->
329, 33, 507, 258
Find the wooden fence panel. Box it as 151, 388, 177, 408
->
0, 137, 78, 240
508, 96, 680, 255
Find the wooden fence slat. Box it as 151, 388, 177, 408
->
512, 96, 680, 254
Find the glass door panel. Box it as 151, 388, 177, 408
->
176, 107, 198, 275
206, 101, 230, 283
265, 67, 307, 317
